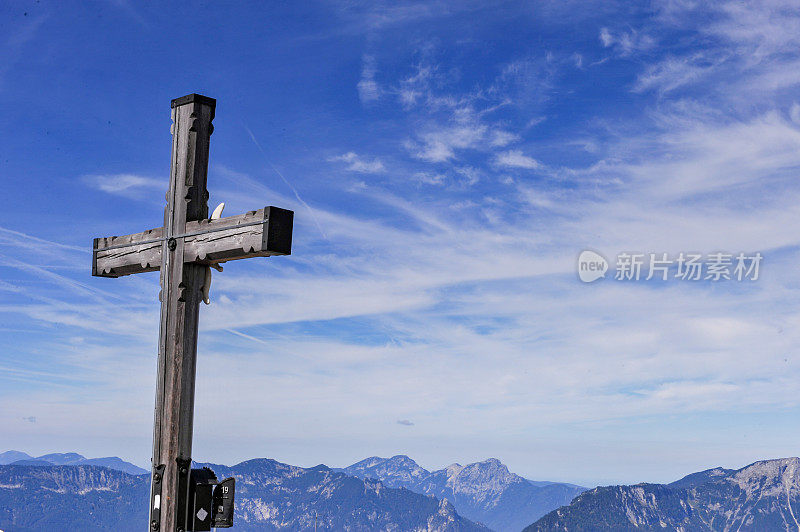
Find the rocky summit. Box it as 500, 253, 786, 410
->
344, 455, 585, 531
526, 457, 800, 531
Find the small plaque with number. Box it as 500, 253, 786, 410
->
212, 477, 236, 528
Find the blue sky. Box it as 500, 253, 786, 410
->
2, 0, 800, 487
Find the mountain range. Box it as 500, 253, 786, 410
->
0, 450, 583, 531
0, 464, 147, 531
4, 450, 798, 531
0, 450, 147, 475
0, 456, 488, 531
192, 458, 488, 531
342, 455, 585, 531
526, 457, 800, 531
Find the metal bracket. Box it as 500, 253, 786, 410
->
176, 457, 192, 532
150, 464, 166, 531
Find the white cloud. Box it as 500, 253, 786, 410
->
598, 111, 800, 202
406, 123, 487, 162
328, 152, 385, 173
406, 115, 518, 163
489, 129, 519, 147
414, 171, 446, 186
391, 53, 531, 163
634, 53, 721, 94
791, 102, 800, 124
494, 149, 541, 169
398, 63, 436, 109
358, 79, 380, 103
598, 27, 656, 56
83, 173, 163, 197
455, 166, 481, 186
708, 0, 800, 62
357, 55, 380, 103
599, 27, 614, 47
526, 116, 546, 128
635, 0, 800, 97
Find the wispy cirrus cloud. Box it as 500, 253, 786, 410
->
494, 149, 541, 170
329, 152, 385, 173
83, 173, 163, 198
634, 52, 724, 94
405, 117, 517, 163
599, 26, 656, 56
635, 0, 800, 98
413, 171, 447, 186
405, 124, 486, 162
391, 53, 548, 169
357, 54, 380, 103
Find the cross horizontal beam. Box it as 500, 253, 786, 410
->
92, 206, 293, 277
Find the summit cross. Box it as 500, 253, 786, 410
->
91, 94, 293, 531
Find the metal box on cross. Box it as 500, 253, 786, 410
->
189, 467, 217, 531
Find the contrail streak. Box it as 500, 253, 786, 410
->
242, 123, 328, 240
0, 226, 86, 253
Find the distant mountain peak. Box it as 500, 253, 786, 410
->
528, 456, 800, 532
444, 463, 464, 478
447, 459, 524, 507
345, 455, 585, 532
0, 450, 32, 465
1, 450, 147, 475
345, 454, 429, 486
730, 456, 800, 494
466, 458, 514, 479
389, 454, 418, 464
35, 452, 87, 465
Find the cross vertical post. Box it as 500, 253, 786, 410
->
150, 94, 215, 532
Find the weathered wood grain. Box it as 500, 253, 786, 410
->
153, 94, 214, 532
92, 206, 293, 277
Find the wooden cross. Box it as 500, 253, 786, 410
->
91, 94, 293, 531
